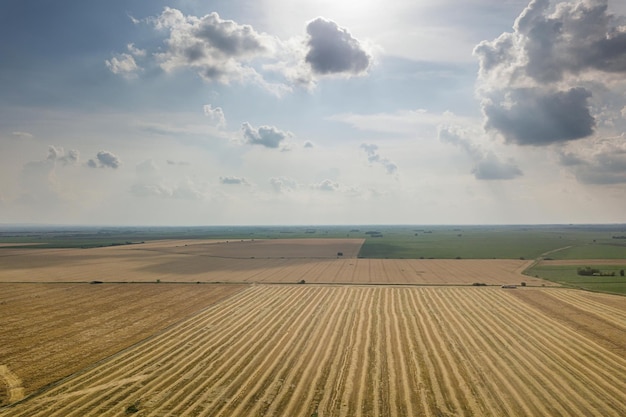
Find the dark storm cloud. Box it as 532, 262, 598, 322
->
242, 122, 289, 148
483, 87, 595, 145
305, 17, 371, 75
88, 151, 121, 169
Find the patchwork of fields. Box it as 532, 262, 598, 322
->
0, 239, 542, 286
2, 286, 625, 416
1, 237, 625, 416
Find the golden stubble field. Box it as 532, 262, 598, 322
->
1, 285, 625, 417
1, 238, 625, 416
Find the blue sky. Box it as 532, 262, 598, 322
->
1, 0, 626, 225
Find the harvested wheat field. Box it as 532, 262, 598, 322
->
0, 283, 247, 405
2, 285, 624, 417
0, 239, 544, 286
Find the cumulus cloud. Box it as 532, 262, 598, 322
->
312, 179, 339, 192
360, 143, 398, 174
242, 122, 290, 148
105, 53, 140, 78
270, 176, 299, 193
47, 146, 79, 166
305, 17, 371, 76
153, 8, 275, 85
474, 0, 626, 146
87, 151, 121, 169
219, 176, 249, 185
438, 126, 523, 180
203, 104, 226, 127
126, 43, 146, 57
303, 140, 315, 148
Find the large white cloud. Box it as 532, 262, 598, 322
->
153, 8, 276, 85
474, 0, 626, 146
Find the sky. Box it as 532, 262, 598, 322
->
1, 0, 626, 226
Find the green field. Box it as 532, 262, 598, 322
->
525, 264, 626, 295
355, 224, 626, 259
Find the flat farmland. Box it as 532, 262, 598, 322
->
2, 285, 625, 417
0, 239, 543, 286
0, 283, 247, 404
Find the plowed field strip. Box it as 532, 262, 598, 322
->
443, 289, 574, 416
175, 287, 327, 416
479, 290, 626, 415
511, 290, 626, 357
543, 290, 626, 326
473, 290, 605, 416
429, 291, 523, 417
270, 288, 350, 416
317, 288, 360, 416
145, 286, 315, 417
386, 290, 410, 416
419, 290, 469, 414
338, 288, 370, 417
395, 290, 428, 416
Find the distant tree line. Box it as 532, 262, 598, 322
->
577, 267, 615, 277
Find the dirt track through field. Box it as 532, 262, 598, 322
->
2, 286, 625, 417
